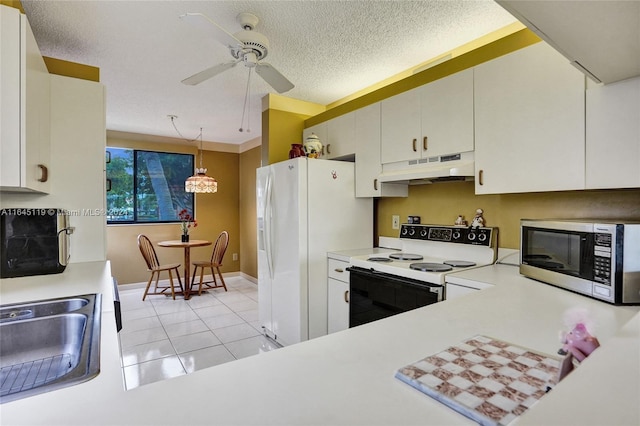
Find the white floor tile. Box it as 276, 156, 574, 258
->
236, 309, 258, 323
119, 276, 269, 386
213, 323, 261, 344
171, 331, 222, 354
192, 304, 233, 319
164, 319, 209, 339
202, 312, 246, 330
241, 290, 259, 301
119, 326, 168, 349
224, 335, 281, 360
215, 291, 252, 304
152, 300, 192, 315
121, 339, 175, 367
178, 345, 236, 374
123, 356, 186, 389
121, 315, 162, 332
186, 294, 223, 309
224, 299, 258, 313
120, 305, 157, 321
158, 309, 200, 326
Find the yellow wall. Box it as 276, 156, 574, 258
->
239, 145, 261, 279
106, 137, 241, 285
377, 183, 640, 249
262, 94, 325, 165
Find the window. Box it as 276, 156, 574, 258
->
106, 148, 194, 224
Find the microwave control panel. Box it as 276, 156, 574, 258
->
593, 229, 614, 286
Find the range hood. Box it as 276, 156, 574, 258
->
496, 0, 640, 84
378, 151, 475, 185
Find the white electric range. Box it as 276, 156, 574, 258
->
347, 224, 498, 327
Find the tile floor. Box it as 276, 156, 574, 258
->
118, 275, 280, 390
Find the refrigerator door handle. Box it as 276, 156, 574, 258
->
264, 173, 274, 280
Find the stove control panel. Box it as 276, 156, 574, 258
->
400, 224, 496, 247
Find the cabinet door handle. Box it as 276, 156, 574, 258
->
334, 268, 344, 273
37, 164, 48, 182
412, 138, 417, 152
423, 136, 428, 151
344, 290, 349, 303
374, 178, 378, 191
106, 178, 112, 192
478, 170, 484, 186
106, 151, 111, 163
326, 144, 331, 155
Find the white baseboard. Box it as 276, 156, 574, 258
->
118, 271, 256, 291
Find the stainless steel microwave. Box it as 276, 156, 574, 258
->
520, 219, 640, 304
0, 208, 72, 278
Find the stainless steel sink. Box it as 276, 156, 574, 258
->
0, 294, 101, 403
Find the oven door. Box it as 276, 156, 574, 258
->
347, 266, 443, 328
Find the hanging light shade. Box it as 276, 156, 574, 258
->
185, 128, 218, 193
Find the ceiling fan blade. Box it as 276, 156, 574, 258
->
180, 12, 243, 49
255, 62, 295, 93
181, 61, 239, 86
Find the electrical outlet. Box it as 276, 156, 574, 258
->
392, 215, 400, 230
232, 253, 238, 261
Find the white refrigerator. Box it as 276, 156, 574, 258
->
257, 157, 372, 346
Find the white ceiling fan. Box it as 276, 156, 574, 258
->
179, 12, 294, 94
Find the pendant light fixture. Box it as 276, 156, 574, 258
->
168, 115, 217, 194
185, 127, 217, 193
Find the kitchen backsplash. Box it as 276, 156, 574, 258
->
377, 181, 640, 249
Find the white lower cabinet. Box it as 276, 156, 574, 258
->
445, 283, 478, 300
586, 76, 640, 189
474, 42, 586, 194
327, 258, 350, 333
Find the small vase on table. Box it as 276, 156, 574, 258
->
181, 233, 190, 243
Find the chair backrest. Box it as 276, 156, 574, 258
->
137, 234, 160, 270
210, 231, 229, 265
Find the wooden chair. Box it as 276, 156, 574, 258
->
137, 234, 184, 300
190, 231, 229, 295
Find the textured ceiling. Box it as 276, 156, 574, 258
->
21, 1, 517, 145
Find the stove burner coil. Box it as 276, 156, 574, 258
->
389, 253, 424, 261
409, 262, 453, 272
367, 257, 392, 262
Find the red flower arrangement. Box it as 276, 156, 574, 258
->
178, 209, 197, 236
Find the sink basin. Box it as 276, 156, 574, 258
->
0, 297, 89, 322
0, 294, 101, 403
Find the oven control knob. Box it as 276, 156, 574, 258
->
478, 233, 487, 242
467, 232, 476, 241
452, 231, 461, 240
420, 228, 428, 238
401, 227, 408, 236
408, 227, 416, 236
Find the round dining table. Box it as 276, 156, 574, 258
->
157, 239, 212, 299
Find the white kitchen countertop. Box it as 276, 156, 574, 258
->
1, 262, 638, 425
327, 246, 397, 262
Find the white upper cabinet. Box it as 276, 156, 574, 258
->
586, 76, 640, 189
304, 115, 356, 160
474, 42, 586, 194
302, 122, 327, 156
497, 0, 640, 85
420, 68, 474, 158
380, 68, 474, 164
0, 5, 50, 193
380, 88, 422, 164
325, 112, 355, 160
354, 103, 407, 198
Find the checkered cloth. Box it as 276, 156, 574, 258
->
395, 335, 561, 426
